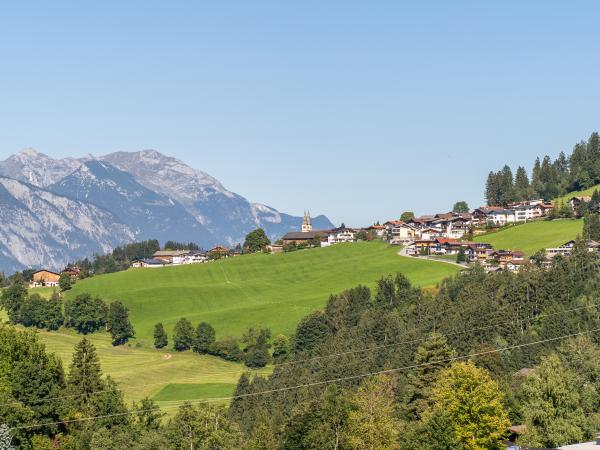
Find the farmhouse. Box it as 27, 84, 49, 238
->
30, 269, 61, 287
209, 246, 231, 257
152, 250, 190, 264
131, 258, 168, 268
568, 196, 592, 211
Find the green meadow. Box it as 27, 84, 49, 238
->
65, 241, 460, 343
474, 219, 583, 255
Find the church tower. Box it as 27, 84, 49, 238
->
302, 211, 313, 233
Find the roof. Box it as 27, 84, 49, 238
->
134, 258, 166, 265
282, 231, 328, 240
33, 269, 61, 276
569, 196, 592, 202
384, 220, 404, 226
367, 225, 385, 229
489, 209, 515, 215
153, 250, 190, 257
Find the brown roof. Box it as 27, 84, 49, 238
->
282, 231, 328, 240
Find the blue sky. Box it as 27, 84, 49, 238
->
1, 1, 599, 226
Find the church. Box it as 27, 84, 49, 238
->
281, 211, 329, 246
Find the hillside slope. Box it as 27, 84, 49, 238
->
66, 241, 460, 341
474, 219, 583, 255
554, 184, 600, 205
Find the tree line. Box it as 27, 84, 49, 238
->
485, 131, 600, 205
154, 319, 288, 369
0, 286, 134, 346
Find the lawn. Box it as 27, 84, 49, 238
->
474, 219, 583, 255
65, 241, 460, 343
32, 327, 268, 406
152, 383, 236, 403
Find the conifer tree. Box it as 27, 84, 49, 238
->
172, 318, 195, 351
153, 322, 168, 349
68, 338, 104, 411
402, 332, 457, 419
192, 322, 215, 354
107, 301, 134, 346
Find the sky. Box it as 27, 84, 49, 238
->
1, 1, 599, 226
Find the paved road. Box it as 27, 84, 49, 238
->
397, 246, 468, 268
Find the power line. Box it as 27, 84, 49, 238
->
10, 326, 600, 431
5, 299, 599, 408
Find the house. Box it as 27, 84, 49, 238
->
489, 250, 525, 269
487, 209, 516, 226
366, 225, 386, 238
506, 259, 527, 272
183, 250, 208, 264
420, 227, 444, 240
327, 227, 356, 245
209, 246, 231, 257
63, 265, 81, 281
568, 196, 592, 211
546, 239, 600, 258
281, 231, 328, 246
513, 204, 543, 222
30, 269, 61, 287
472, 206, 504, 226
152, 250, 190, 264
384, 221, 417, 244
131, 258, 168, 268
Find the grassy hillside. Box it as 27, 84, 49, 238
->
66, 241, 460, 342
554, 184, 600, 205
474, 219, 583, 255
1, 307, 265, 406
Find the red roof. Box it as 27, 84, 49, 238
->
435, 238, 458, 244
384, 220, 405, 226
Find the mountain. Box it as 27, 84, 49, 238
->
0, 176, 134, 273
0, 148, 82, 187
0, 148, 334, 273
48, 160, 215, 245
100, 150, 335, 244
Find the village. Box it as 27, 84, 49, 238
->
27, 195, 599, 288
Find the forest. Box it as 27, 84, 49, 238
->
485, 131, 600, 205
2, 237, 600, 449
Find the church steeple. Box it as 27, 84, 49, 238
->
302, 211, 313, 232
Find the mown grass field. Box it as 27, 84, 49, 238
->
1, 309, 264, 406
65, 241, 460, 343
474, 219, 583, 255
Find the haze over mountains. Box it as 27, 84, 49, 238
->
0, 149, 334, 273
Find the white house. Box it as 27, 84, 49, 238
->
327, 227, 356, 244
183, 251, 208, 264
487, 209, 516, 226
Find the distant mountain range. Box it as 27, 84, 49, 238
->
0, 149, 334, 273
